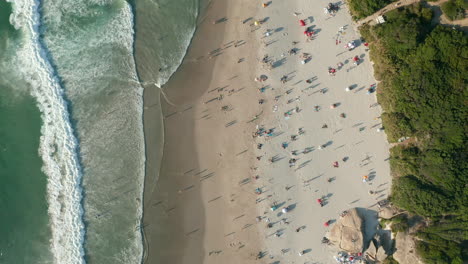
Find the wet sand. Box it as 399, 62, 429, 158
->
142, 0, 264, 263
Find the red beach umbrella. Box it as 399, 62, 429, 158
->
299, 20, 306, 26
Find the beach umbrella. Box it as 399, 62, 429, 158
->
299, 20, 306, 26
254, 21, 260, 26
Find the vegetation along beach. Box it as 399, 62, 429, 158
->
0, 0, 466, 263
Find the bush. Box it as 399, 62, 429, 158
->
361, 4, 467, 262
348, 0, 396, 20
391, 176, 452, 217
390, 215, 409, 233
383, 256, 400, 264
381, 112, 413, 142
441, 0, 466, 21
416, 239, 463, 264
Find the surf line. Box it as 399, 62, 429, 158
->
9, 0, 86, 263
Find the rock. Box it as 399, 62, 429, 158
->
378, 207, 398, 219
376, 245, 388, 262
393, 232, 424, 264
366, 240, 377, 258
374, 230, 393, 254
329, 208, 364, 253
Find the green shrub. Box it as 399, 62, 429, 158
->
360, 4, 467, 262
390, 215, 409, 233
348, 0, 396, 20
391, 176, 453, 217
441, 0, 466, 21
416, 239, 463, 264
381, 112, 413, 142
383, 256, 400, 264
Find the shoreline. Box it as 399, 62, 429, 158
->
141, 0, 262, 263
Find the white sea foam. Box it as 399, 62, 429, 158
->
8, 0, 85, 263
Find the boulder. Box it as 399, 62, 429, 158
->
374, 230, 393, 254
366, 240, 377, 258
365, 238, 388, 263
329, 208, 364, 253
378, 207, 398, 219
393, 232, 424, 264
376, 246, 388, 262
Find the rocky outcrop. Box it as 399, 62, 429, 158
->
378, 206, 400, 219
393, 231, 424, 264
364, 231, 393, 263
374, 231, 393, 254
329, 208, 364, 253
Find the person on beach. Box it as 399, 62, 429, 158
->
362, 175, 369, 182
280, 75, 288, 83
353, 55, 360, 65
317, 198, 324, 207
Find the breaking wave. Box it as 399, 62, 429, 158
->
8, 0, 85, 263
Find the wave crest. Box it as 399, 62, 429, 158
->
8, 0, 86, 263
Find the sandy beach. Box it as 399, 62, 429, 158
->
142, 0, 391, 263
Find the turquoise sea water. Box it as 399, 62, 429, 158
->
0, 1, 52, 263
0, 0, 198, 263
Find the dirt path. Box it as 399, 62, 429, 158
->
356, 0, 420, 26
356, 0, 467, 31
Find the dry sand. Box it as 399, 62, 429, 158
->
142, 0, 391, 263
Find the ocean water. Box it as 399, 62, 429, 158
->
0, 1, 52, 263
1, 0, 198, 263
